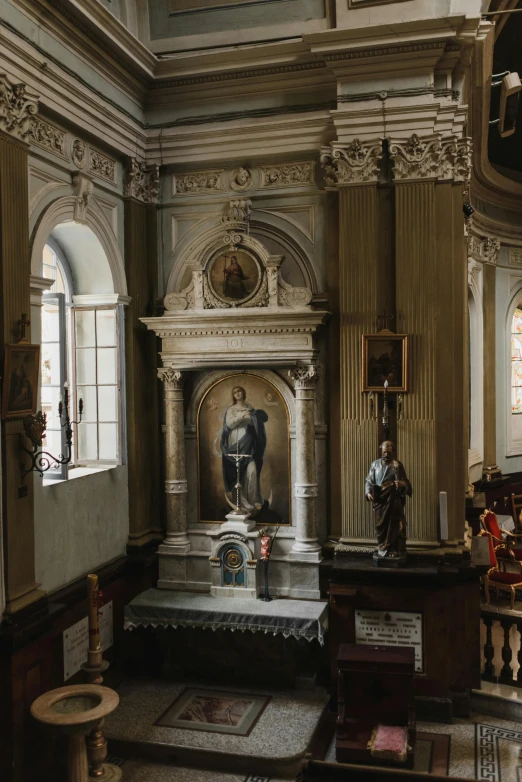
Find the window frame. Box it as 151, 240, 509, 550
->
73, 305, 123, 467
41, 291, 68, 482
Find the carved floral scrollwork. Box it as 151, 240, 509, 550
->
0, 75, 38, 141
468, 233, 500, 265
28, 118, 66, 157
259, 161, 314, 189
320, 139, 383, 186
158, 367, 184, 390
389, 133, 472, 183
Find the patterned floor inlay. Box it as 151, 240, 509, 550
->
475, 723, 522, 781
155, 688, 270, 736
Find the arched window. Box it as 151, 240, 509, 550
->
512, 308, 522, 414
40, 237, 123, 480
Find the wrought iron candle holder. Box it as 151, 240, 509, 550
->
368, 382, 403, 439
20, 385, 83, 481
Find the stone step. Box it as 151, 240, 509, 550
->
104, 679, 328, 778
119, 758, 289, 782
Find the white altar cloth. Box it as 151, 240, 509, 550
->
124, 589, 328, 644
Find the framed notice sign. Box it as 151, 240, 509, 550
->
355, 609, 424, 673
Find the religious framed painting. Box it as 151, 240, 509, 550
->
197, 373, 290, 524
2, 343, 40, 419
362, 332, 409, 392
207, 248, 262, 306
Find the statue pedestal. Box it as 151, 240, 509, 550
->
220, 511, 256, 535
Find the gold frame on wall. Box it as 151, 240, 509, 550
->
196, 373, 291, 525
362, 332, 409, 392
2, 343, 40, 420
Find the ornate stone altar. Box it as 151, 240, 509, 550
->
142, 202, 329, 599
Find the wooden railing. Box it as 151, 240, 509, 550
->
481, 609, 522, 687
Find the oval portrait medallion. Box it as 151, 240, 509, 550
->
207, 249, 262, 305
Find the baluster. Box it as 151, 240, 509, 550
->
500, 618, 514, 682
483, 616, 495, 680
517, 624, 522, 687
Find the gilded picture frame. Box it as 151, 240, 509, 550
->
362, 332, 409, 392
197, 373, 291, 525
2, 343, 40, 419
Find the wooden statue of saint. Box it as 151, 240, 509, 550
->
365, 440, 412, 567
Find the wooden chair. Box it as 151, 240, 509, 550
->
511, 493, 522, 531
480, 509, 522, 570
481, 530, 522, 609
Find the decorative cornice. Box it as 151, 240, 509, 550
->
289, 366, 320, 389
0, 73, 38, 141
320, 139, 383, 187
389, 134, 472, 183
151, 61, 327, 91
124, 158, 159, 203
322, 40, 448, 64
158, 367, 185, 390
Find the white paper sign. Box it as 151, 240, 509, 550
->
63, 601, 114, 680
355, 609, 423, 673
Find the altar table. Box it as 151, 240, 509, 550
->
124, 588, 328, 644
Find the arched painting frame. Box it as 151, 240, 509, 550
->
197, 373, 291, 525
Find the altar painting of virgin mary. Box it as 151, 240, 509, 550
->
198, 375, 290, 524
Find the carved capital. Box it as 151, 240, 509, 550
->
72, 173, 93, 223
0, 74, 38, 141
289, 365, 320, 389
158, 367, 185, 390
124, 158, 159, 203
389, 134, 472, 183
320, 139, 382, 186
468, 232, 500, 265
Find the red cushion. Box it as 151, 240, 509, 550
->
489, 571, 522, 585
483, 511, 503, 541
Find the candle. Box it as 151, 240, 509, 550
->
87, 573, 101, 652
439, 491, 448, 541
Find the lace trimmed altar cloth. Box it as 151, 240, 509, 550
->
124, 589, 328, 645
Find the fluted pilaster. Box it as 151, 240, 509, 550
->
339, 186, 379, 541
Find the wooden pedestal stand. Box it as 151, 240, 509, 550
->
31, 685, 120, 782
81, 574, 121, 781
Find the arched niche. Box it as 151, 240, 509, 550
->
30, 196, 127, 296
166, 213, 317, 296
188, 369, 295, 428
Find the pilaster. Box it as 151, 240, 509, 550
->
483, 262, 497, 469
321, 139, 381, 544
0, 74, 45, 613
124, 165, 162, 549
391, 133, 471, 544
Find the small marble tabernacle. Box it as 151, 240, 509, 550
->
124, 589, 328, 644
355, 610, 423, 673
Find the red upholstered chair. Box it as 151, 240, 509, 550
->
480, 509, 522, 570
482, 530, 522, 610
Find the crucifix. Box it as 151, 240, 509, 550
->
17, 313, 30, 343
377, 310, 394, 332
228, 438, 253, 516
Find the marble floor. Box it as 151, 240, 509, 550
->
104, 679, 522, 780
104, 679, 328, 777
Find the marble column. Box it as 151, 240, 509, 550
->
288, 366, 321, 561
158, 368, 190, 553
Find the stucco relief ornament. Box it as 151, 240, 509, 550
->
390, 134, 472, 182
29, 119, 65, 157
175, 169, 224, 194
72, 139, 87, 169
230, 167, 253, 192
0, 75, 38, 141
124, 158, 160, 204
72, 173, 93, 223
320, 139, 382, 186
223, 199, 252, 224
